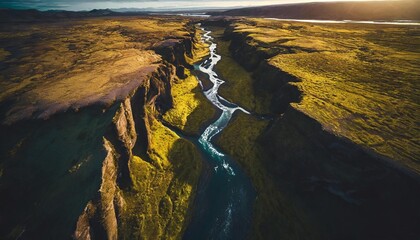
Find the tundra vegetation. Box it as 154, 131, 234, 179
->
221, 18, 420, 173
0, 17, 189, 124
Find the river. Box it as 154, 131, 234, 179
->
183, 27, 255, 240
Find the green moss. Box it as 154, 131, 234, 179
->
163, 69, 216, 135
120, 117, 202, 239
163, 27, 216, 136
185, 28, 210, 65
216, 112, 315, 240
208, 27, 270, 114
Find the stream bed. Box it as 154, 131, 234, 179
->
183, 28, 255, 240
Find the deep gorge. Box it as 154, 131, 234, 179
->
0, 17, 419, 240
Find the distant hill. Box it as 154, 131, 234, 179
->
0, 8, 148, 22
211, 1, 420, 21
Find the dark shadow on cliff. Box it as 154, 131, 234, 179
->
0, 105, 119, 239
259, 107, 420, 240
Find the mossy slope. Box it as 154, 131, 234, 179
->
209, 27, 270, 113
216, 112, 316, 240
120, 115, 202, 239
163, 69, 216, 135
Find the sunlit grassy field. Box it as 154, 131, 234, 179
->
0, 16, 190, 124
231, 18, 420, 172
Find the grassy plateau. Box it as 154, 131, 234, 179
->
227, 18, 420, 173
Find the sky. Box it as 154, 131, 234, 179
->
0, 0, 378, 11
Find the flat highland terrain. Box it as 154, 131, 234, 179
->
0, 16, 189, 124
226, 18, 420, 173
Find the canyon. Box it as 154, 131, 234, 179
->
0, 12, 419, 240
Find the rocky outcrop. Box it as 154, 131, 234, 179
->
153, 29, 197, 79
111, 98, 137, 188
97, 139, 120, 240
74, 139, 122, 240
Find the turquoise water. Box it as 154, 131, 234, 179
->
183, 28, 255, 240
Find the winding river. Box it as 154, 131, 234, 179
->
183, 28, 255, 239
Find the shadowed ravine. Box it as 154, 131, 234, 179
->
183, 28, 255, 240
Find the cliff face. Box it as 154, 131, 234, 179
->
224, 24, 302, 114
0, 18, 206, 240
72, 64, 174, 240
214, 19, 420, 240
74, 26, 212, 240
72, 46, 204, 239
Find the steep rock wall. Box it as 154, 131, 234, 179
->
73, 24, 207, 240
0, 23, 203, 240
217, 20, 420, 240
